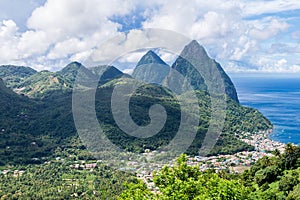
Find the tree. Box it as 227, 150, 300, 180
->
118, 179, 156, 200
272, 149, 281, 158
279, 171, 299, 193
287, 184, 300, 200
119, 155, 250, 200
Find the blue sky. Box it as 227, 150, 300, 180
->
0, 0, 299, 73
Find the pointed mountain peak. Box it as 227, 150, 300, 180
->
58, 62, 96, 83
181, 40, 209, 59
137, 50, 167, 66
133, 50, 170, 84
170, 40, 239, 102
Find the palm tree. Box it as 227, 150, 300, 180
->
272, 149, 281, 158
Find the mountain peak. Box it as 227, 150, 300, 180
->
169, 40, 239, 102
136, 50, 167, 66
181, 40, 209, 59
61, 62, 83, 72
58, 62, 96, 83
132, 50, 170, 84
90, 65, 124, 84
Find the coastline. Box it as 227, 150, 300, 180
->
240, 129, 286, 153
184, 128, 286, 174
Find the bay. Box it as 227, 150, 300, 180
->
230, 74, 300, 145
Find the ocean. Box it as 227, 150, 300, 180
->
230, 74, 300, 145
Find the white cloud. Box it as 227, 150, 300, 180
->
47, 37, 90, 60
119, 51, 147, 63
230, 37, 257, 60
18, 30, 49, 58
249, 18, 289, 40
0, 20, 19, 62
0, 0, 299, 74
225, 58, 300, 73
88, 29, 190, 66
240, 0, 300, 17
190, 11, 231, 41
0, 0, 138, 69
158, 51, 177, 65
122, 68, 134, 74
27, 0, 133, 38
250, 56, 300, 73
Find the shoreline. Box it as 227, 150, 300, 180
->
240, 128, 286, 153
184, 128, 287, 174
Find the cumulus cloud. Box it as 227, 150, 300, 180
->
27, 0, 133, 38
247, 56, 300, 73
0, 0, 299, 74
249, 18, 289, 40
88, 29, 190, 66
0, 0, 139, 70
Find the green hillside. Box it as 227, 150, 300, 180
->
0, 78, 55, 165
94, 78, 270, 155
57, 62, 97, 84
0, 41, 273, 165
14, 70, 72, 99
0, 65, 37, 88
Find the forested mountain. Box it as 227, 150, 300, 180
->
0, 78, 54, 165
90, 65, 126, 84
0, 65, 37, 88
57, 61, 97, 84
0, 41, 272, 166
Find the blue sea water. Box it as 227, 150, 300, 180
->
230, 75, 300, 145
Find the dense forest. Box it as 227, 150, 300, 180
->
0, 60, 271, 165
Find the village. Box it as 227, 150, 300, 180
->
0, 129, 287, 190
136, 129, 287, 189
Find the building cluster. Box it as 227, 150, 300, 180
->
241, 130, 285, 153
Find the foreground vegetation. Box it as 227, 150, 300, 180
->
0, 143, 299, 199
119, 143, 300, 200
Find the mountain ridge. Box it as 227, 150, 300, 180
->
0, 41, 272, 165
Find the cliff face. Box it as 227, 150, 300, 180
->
170, 40, 239, 102
133, 41, 239, 102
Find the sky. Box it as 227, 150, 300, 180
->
0, 0, 300, 74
